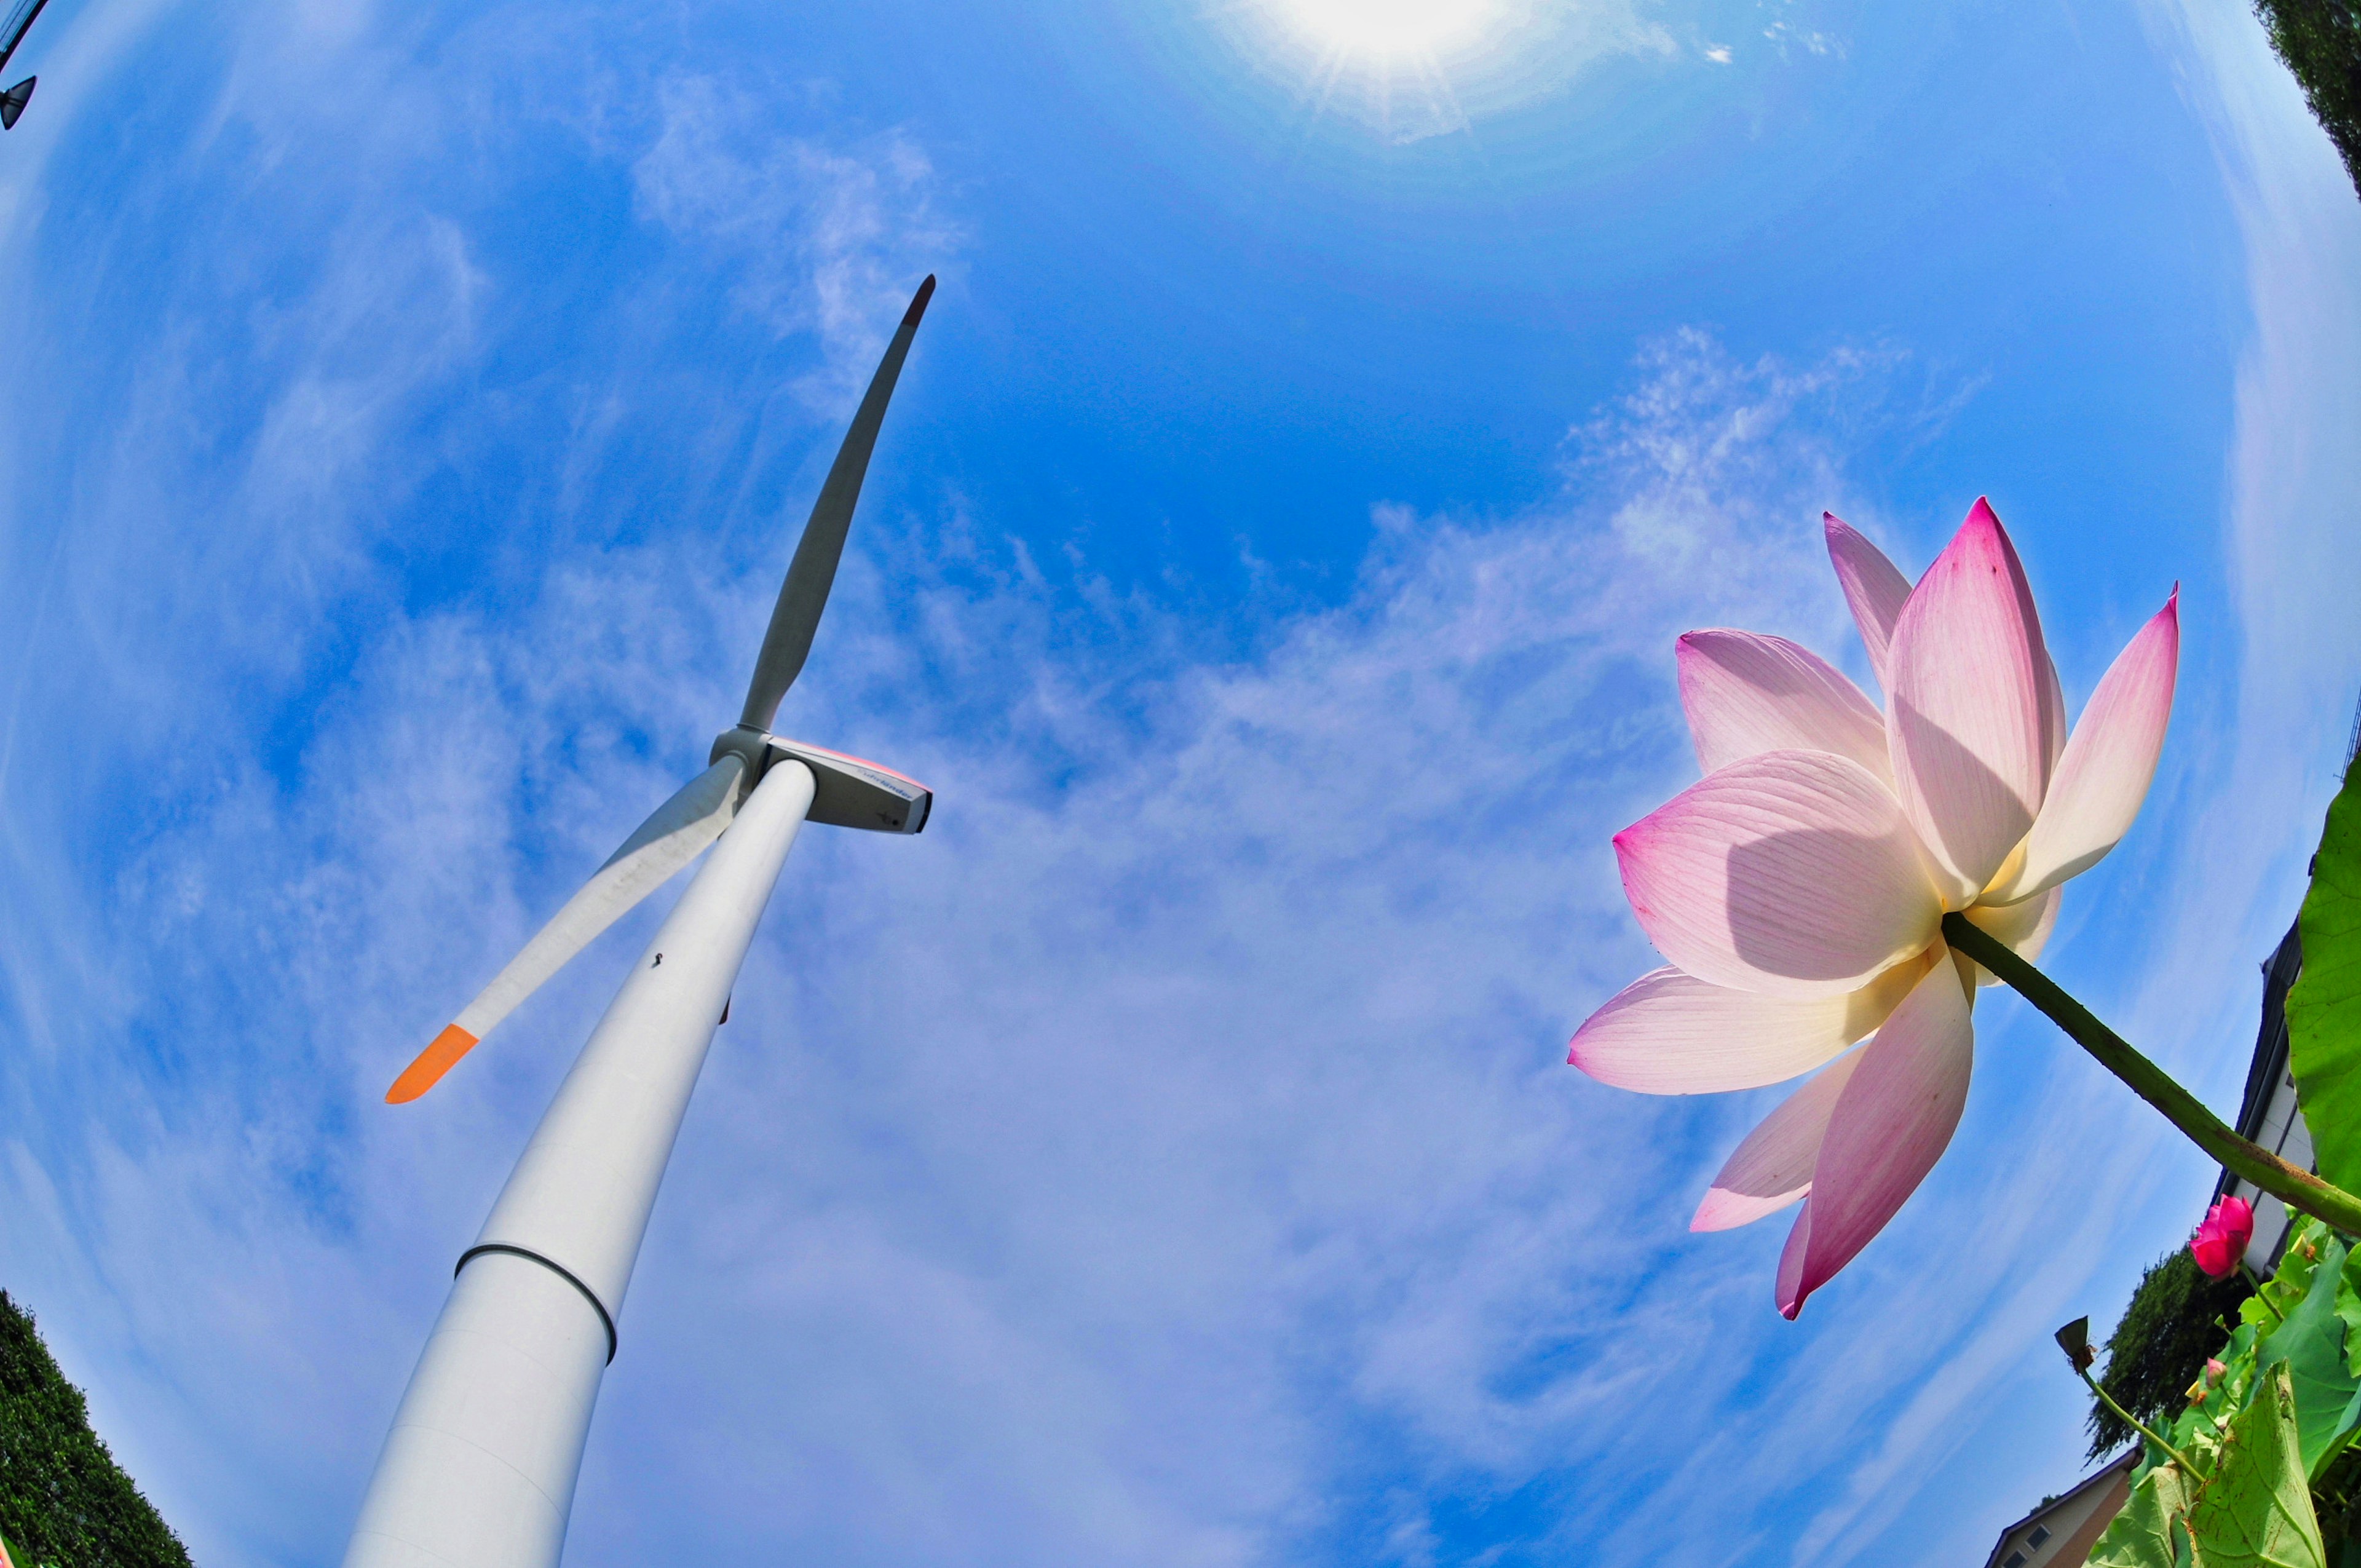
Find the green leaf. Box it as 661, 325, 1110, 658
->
2090, 1462, 2199, 1568
2225, 1320, 2264, 1406
2261, 1221, 2331, 1321
2250, 1259, 2315, 1338
2095, 1365, 2329, 1568
2257, 1232, 2361, 1478
2186, 1361, 2329, 1568
2335, 1243, 2361, 1380
2290, 767, 2361, 1198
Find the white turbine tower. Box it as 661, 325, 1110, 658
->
343, 277, 939, 1567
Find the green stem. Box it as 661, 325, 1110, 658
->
2080, 1366, 2208, 1478
2240, 1263, 2284, 1323
1942, 911, 2361, 1237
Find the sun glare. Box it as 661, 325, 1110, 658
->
1267, 0, 1501, 62
1211, 0, 1565, 143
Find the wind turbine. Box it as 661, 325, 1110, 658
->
0, 0, 48, 129
344, 276, 938, 1568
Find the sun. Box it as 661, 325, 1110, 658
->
1262, 0, 1503, 63
1212, 0, 1541, 143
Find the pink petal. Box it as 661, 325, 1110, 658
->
1779, 960, 1974, 1317
2192, 1230, 2239, 1278
1570, 961, 1926, 1095
1824, 513, 1913, 691
1776, 1198, 1814, 1318
1884, 498, 2055, 903
2043, 653, 2067, 772
1958, 886, 2060, 985
1985, 592, 2180, 905
1615, 750, 1944, 999
1691, 1050, 1866, 1232
1677, 630, 1892, 785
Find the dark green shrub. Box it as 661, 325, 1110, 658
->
0, 1291, 192, 1567
2086, 1248, 2256, 1460
2255, 0, 2361, 199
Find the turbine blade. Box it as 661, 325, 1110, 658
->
387, 754, 749, 1103
0, 0, 50, 79
738, 275, 936, 732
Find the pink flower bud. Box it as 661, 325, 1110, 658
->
2204, 1358, 2226, 1382
2190, 1197, 2255, 1279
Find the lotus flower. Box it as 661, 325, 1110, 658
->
1570, 499, 2179, 1317
2190, 1196, 2254, 1279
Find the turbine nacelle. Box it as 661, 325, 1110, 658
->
710, 726, 931, 836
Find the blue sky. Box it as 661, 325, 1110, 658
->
1, 0, 2357, 1563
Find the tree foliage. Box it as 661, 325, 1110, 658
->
2255, 0, 2361, 200
2089, 1246, 2257, 1460
0, 1291, 192, 1568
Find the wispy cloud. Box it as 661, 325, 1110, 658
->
635, 76, 957, 399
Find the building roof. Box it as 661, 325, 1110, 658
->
2218, 917, 2304, 1197
1979, 1449, 2140, 1568
2241, 919, 2305, 1138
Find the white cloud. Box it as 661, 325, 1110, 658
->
2136, 0, 2361, 943
634, 76, 957, 400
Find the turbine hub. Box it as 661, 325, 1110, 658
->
708, 724, 775, 788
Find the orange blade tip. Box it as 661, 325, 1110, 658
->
386, 1024, 480, 1104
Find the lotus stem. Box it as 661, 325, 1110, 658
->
2079, 1366, 2208, 1479
1941, 912, 2361, 1238
2239, 1262, 2284, 1322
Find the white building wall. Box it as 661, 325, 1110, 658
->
2228, 1063, 2310, 1270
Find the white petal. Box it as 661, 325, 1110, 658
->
1613, 750, 1944, 999
1780, 962, 1975, 1317
1692, 1050, 1867, 1232
1678, 630, 1892, 785
1570, 961, 1926, 1095
1987, 593, 2180, 905
1824, 513, 1913, 692
1960, 887, 2060, 985
1884, 499, 2054, 901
